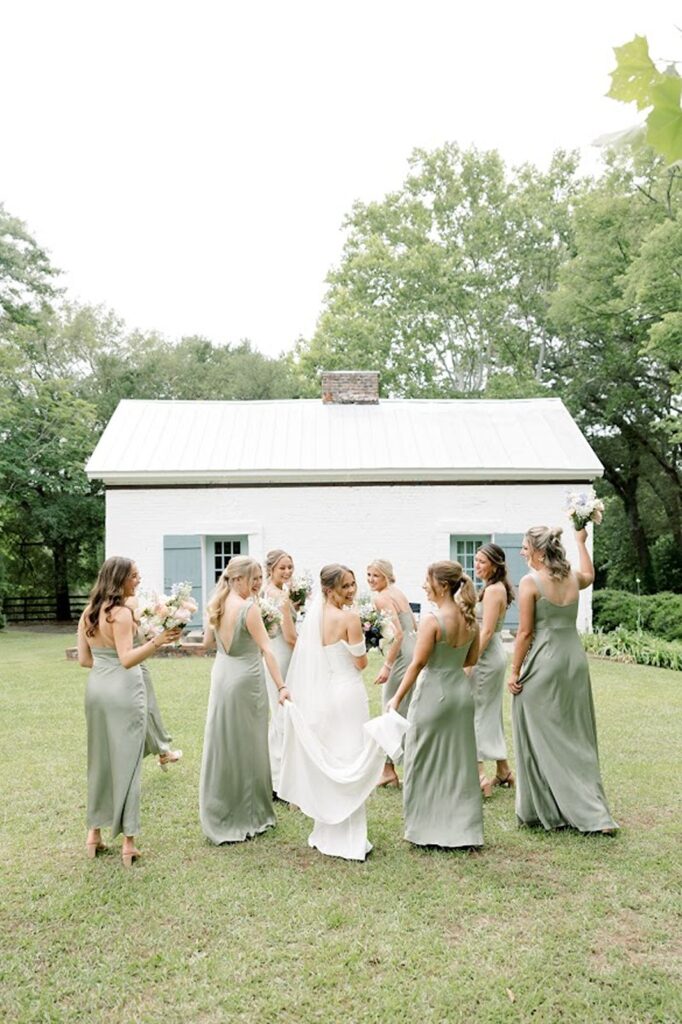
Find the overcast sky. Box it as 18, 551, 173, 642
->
1, 1, 679, 357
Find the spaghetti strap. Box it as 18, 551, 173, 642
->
429, 610, 444, 639
531, 570, 545, 598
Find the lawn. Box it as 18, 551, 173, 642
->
1, 629, 680, 1024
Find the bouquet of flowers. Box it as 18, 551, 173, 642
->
138, 581, 198, 639
258, 595, 283, 637
287, 571, 313, 608
356, 595, 396, 650
565, 489, 605, 530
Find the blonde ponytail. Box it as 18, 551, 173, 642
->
206, 555, 261, 628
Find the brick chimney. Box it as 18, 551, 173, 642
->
321, 370, 380, 405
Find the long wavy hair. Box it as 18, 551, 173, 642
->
206, 556, 261, 629
476, 543, 514, 607
83, 556, 134, 638
525, 526, 571, 581
427, 560, 477, 630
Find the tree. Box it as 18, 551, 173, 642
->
294, 145, 582, 398
548, 153, 682, 590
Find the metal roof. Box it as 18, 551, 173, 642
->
85, 398, 603, 485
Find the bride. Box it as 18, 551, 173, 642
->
278, 564, 386, 861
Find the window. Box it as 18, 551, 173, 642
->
213, 538, 244, 583
449, 535, 490, 581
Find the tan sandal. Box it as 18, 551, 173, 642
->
479, 775, 493, 799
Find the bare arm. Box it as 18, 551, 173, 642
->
112, 607, 181, 668
203, 622, 216, 652
478, 586, 504, 657
463, 625, 480, 668
573, 528, 595, 589
507, 576, 537, 694
373, 594, 404, 685
280, 597, 298, 647
77, 615, 93, 668
388, 616, 438, 710
245, 603, 291, 704
346, 610, 368, 670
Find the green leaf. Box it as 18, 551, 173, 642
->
607, 35, 664, 110
646, 76, 682, 163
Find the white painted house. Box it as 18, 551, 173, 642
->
86, 371, 603, 631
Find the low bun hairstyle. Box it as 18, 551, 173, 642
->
320, 563, 353, 596
427, 560, 477, 630
524, 526, 571, 581
367, 559, 396, 584
207, 555, 261, 628
84, 556, 135, 637
476, 543, 514, 608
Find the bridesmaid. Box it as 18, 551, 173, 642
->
367, 559, 417, 788
126, 595, 183, 771
262, 549, 297, 792
77, 557, 181, 866
469, 544, 514, 796
508, 526, 618, 834
200, 556, 290, 844
388, 561, 482, 849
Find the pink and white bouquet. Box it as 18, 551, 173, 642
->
565, 489, 605, 531
356, 595, 396, 650
138, 581, 198, 638
258, 595, 283, 637
287, 571, 313, 608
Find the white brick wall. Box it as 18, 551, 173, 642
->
106, 483, 594, 630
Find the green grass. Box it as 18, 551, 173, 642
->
1, 629, 681, 1024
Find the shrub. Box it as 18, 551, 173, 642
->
593, 589, 682, 642
582, 627, 682, 672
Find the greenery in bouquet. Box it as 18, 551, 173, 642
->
138, 581, 198, 638
258, 595, 283, 637
356, 594, 395, 650
565, 489, 605, 531
287, 571, 313, 608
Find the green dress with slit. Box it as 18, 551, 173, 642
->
512, 573, 618, 832
85, 648, 147, 837
200, 600, 275, 843
403, 612, 483, 848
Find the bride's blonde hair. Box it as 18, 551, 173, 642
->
207, 555, 261, 628
427, 560, 477, 630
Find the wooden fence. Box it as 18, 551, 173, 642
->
2, 595, 89, 623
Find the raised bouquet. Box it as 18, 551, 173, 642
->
356, 595, 396, 650
287, 571, 313, 608
138, 581, 198, 638
565, 489, 605, 530
258, 595, 283, 637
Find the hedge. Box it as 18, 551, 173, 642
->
592, 590, 682, 642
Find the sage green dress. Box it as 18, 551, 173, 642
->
382, 609, 417, 765
200, 601, 276, 844
403, 613, 483, 848
470, 604, 508, 761
512, 573, 618, 832
133, 638, 173, 757
85, 648, 147, 838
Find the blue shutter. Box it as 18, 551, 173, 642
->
163, 535, 203, 627
494, 533, 526, 628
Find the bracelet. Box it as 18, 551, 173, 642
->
383, 662, 393, 671
277, 685, 286, 692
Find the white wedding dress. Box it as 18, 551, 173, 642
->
277, 597, 385, 861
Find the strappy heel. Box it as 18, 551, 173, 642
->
493, 771, 515, 788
